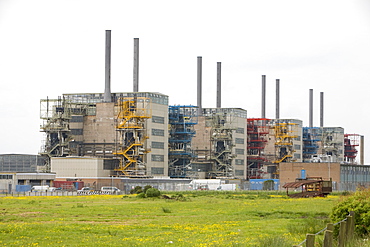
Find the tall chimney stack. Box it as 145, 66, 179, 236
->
216, 62, 221, 108
133, 38, 139, 92
320, 92, 324, 127
262, 75, 266, 118
104, 30, 112, 102
309, 89, 313, 128
360, 135, 365, 165
197, 56, 202, 115
276, 79, 280, 119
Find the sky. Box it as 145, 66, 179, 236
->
0, 0, 370, 163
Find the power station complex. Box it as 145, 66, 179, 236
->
1, 31, 368, 192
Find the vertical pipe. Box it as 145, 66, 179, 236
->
309, 89, 313, 128
216, 62, 221, 108
276, 79, 280, 119
197, 56, 202, 115
262, 75, 266, 118
360, 135, 364, 165
320, 92, 324, 127
104, 30, 112, 102
133, 38, 139, 92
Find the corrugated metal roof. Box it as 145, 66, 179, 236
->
283, 180, 320, 188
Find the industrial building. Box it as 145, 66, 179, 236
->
27, 31, 367, 191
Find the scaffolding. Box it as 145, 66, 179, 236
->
39, 97, 72, 171
247, 118, 270, 179
168, 105, 198, 178
208, 112, 236, 178
273, 122, 298, 163
39, 96, 94, 171
344, 134, 359, 164
114, 97, 151, 177
302, 127, 320, 162
321, 127, 344, 162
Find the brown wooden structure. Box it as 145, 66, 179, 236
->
283, 177, 332, 198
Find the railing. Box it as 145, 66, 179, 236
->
0, 191, 121, 197
293, 211, 355, 247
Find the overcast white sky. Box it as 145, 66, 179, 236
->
1, 0, 370, 163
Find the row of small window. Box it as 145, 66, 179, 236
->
0, 175, 13, 179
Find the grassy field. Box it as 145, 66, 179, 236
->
0, 192, 346, 246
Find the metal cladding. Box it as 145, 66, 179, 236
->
262, 75, 266, 118
104, 30, 112, 102
276, 79, 280, 119
216, 62, 221, 108
197, 56, 202, 114
133, 38, 139, 92
309, 89, 313, 128
320, 92, 324, 127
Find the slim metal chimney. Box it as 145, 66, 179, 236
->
262, 75, 266, 118
197, 56, 202, 115
133, 38, 139, 92
216, 62, 221, 108
276, 79, 280, 119
320, 92, 324, 127
104, 30, 112, 102
309, 89, 313, 128
360, 135, 364, 165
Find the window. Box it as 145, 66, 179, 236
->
152, 141, 164, 149
152, 129, 165, 136
235, 170, 244, 176
235, 138, 244, 144
71, 115, 84, 122
152, 116, 165, 124
294, 144, 301, 150
151, 167, 164, 175
236, 128, 244, 134
294, 153, 301, 159
235, 159, 244, 165
71, 129, 83, 135
235, 148, 244, 155
151, 155, 164, 162
0, 174, 13, 179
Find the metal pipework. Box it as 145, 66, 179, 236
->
217, 62, 221, 108
262, 75, 266, 118
104, 30, 112, 102
276, 79, 280, 119
133, 38, 139, 92
197, 56, 202, 115
309, 89, 313, 128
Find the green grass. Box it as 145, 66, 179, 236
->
0, 192, 349, 246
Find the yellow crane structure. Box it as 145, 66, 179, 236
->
273, 122, 298, 163
114, 97, 151, 176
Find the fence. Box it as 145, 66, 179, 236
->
293, 211, 355, 247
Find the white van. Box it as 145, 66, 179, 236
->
31, 185, 50, 192
101, 186, 121, 193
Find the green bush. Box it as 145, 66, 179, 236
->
130, 186, 143, 194
143, 185, 152, 193
331, 188, 370, 236
146, 188, 161, 198
136, 192, 146, 198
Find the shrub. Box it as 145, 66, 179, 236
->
136, 192, 146, 198
130, 186, 143, 194
146, 188, 161, 198
143, 185, 152, 193
263, 180, 275, 190
330, 188, 370, 236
